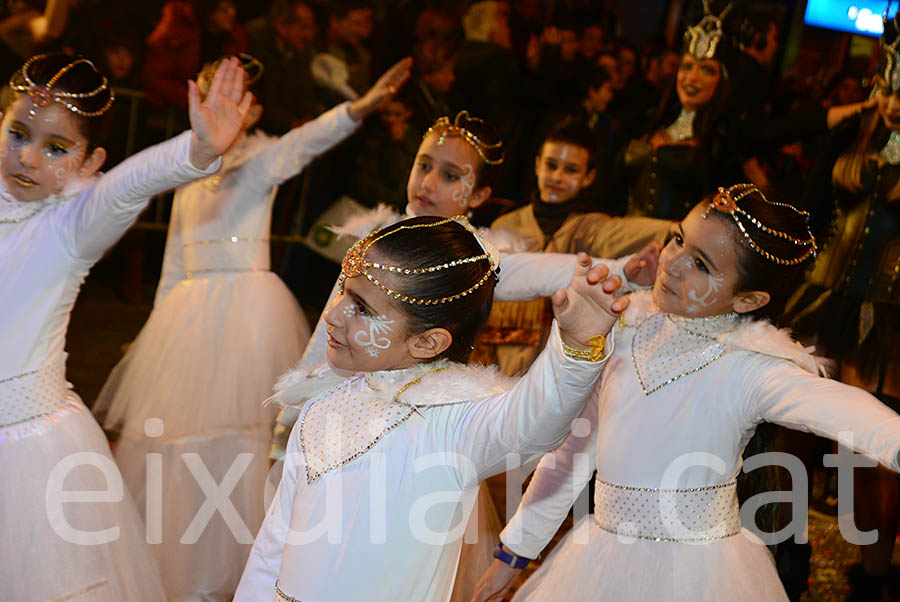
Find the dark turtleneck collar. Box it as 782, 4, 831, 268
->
531, 195, 584, 237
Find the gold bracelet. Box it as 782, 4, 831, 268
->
561, 334, 607, 362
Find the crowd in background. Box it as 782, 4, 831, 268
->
0, 0, 870, 224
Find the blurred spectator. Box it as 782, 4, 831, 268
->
409, 36, 456, 134
823, 72, 865, 108
246, 0, 321, 134
0, 0, 69, 76
730, 4, 783, 117
100, 33, 140, 88
457, 0, 548, 197
143, 0, 247, 110
645, 46, 679, 95
413, 6, 460, 52
533, 16, 582, 109
352, 90, 419, 210
608, 42, 661, 143
596, 50, 617, 81
577, 19, 605, 62
97, 29, 143, 167
319, 0, 373, 96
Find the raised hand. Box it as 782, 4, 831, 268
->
553, 252, 629, 350
348, 57, 413, 121
623, 240, 662, 287
469, 559, 521, 602
187, 56, 254, 170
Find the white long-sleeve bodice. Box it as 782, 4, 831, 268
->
155, 103, 359, 303
236, 324, 605, 602
0, 131, 218, 378
502, 291, 900, 559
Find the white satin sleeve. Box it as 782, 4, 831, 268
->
444, 322, 608, 484
495, 253, 630, 301
251, 102, 360, 186
742, 355, 900, 471
498, 393, 600, 559
58, 131, 220, 263
234, 412, 304, 600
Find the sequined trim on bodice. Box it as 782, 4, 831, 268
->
631, 311, 739, 394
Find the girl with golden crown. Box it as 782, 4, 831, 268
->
472, 185, 900, 602
92, 55, 413, 602
268, 108, 665, 602
234, 215, 629, 601
0, 52, 252, 601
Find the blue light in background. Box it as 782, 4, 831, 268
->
805, 0, 899, 36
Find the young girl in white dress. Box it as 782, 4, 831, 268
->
471, 184, 900, 602
0, 52, 251, 601
235, 215, 629, 602
92, 55, 412, 601
269, 111, 667, 601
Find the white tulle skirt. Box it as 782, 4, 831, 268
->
94, 271, 309, 601
511, 516, 789, 601
1, 401, 166, 601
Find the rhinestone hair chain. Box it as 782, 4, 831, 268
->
338, 216, 499, 306
9, 54, 114, 117
704, 183, 817, 266
424, 111, 504, 165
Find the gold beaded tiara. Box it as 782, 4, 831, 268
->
338, 216, 500, 305
197, 53, 264, 96
424, 111, 504, 165
704, 183, 816, 266
9, 54, 114, 117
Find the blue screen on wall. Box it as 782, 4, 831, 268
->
804, 1, 898, 36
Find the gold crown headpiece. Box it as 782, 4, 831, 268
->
197, 53, 264, 96
9, 54, 114, 117
684, 1, 733, 61
704, 183, 816, 266
338, 216, 500, 305
424, 111, 504, 165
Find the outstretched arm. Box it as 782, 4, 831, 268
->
62, 58, 252, 262
451, 255, 625, 475
347, 57, 413, 121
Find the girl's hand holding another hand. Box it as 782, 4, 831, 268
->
553, 252, 628, 351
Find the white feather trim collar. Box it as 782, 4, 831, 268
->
329, 203, 406, 240
269, 358, 517, 410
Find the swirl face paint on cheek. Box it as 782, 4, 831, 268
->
353, 315, 395, 357
47, 141, 83, 193
685, 272, 725, 314
451, 164, 476, 208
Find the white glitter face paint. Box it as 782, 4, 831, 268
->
451, 163, 476, 208
685, 271, 724, 313
343, 304, 358, 319
0, 99, 91, 202
353, 315, 395, 357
